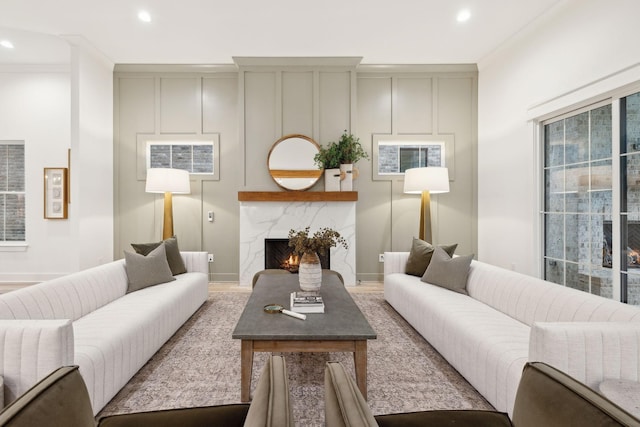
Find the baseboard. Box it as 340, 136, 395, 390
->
209, 273, 239, 283
0, 273, 66, 284
357, 273, 383, 283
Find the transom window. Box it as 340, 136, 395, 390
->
378, 141, 444, 174
146, 140, 214, 174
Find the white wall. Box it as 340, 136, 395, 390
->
477, 0, 640, 275
0, 67, 75, 281
68, 41, 114, 270
0, 38, 113, 282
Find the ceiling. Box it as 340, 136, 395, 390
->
0, 0, 564, 65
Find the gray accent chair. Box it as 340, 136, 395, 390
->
325, 361, 640, 427
0, 355, 292, 427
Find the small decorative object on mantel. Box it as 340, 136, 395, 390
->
336, 131, 368, 191
288, 226, 348, 291
315, 131, 369, 192
325, 169, 342, 191
314, 139, 342, 192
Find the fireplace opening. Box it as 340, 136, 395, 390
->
265, 238, 330, 272
603, 221, 640, 268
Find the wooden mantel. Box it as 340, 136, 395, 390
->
238, 191, 357, 202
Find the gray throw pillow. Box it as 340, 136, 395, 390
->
124, 243, 176, 293
421, 246, 473, 294
405, 237, 458, 277
131, 235, 187, 275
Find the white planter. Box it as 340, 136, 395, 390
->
324, 168, 341, 192
298, 252, 322, 291
340, 163, 353, 191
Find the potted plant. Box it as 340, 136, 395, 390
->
288, 226, 348, 291
337, 131, 369, 164
336, 131, 369, 191
314, 142, 342, 191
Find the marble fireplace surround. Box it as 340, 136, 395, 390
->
238, 192, 357, 286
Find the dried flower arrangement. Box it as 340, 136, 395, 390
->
287, 226, 348, 256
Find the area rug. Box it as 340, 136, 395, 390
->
99, 292, 493, 425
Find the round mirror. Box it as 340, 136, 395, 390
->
268, 134, 322, 191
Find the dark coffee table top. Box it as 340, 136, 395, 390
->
232, 271, 376, 341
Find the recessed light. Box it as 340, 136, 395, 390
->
0, 40, 14, 49
138, 10, 151, 23
457, 9, 471, 23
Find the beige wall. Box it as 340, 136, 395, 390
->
356, 67, 478, 281
114, 60, 477, 282
114, 68, 240, 282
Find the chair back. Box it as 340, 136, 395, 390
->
0, 366, 96, 427
512, 362, 640, 427
325, 361, 378, 427
244, 355, 293, 427
0, 356, 294, 427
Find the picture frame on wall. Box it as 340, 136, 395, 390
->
44, 167, 68, 219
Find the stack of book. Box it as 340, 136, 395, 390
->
289, 291, 324, 314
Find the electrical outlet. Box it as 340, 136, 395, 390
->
379, 254, 385, 262
208, 254, 214, 263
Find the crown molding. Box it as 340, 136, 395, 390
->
233, 56, 362, 69
357, 63, 478, 74
113, 63, 238, 73
0, 63, 70, 73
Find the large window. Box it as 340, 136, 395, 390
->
542, 104, 613, 298
543, 91, 640, 304
621, 92, 640, 304
0, 142, 25, 242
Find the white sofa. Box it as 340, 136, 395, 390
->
0, 251, 208, 415
384, 251, 640, 416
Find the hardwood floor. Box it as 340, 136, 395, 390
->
0, 283, 32, 294
210, 281, 383, 293
0, 281, 383, 294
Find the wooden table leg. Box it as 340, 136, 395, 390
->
240, 340, 254, 402
354, 340, 368, 400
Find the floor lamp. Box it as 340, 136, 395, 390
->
145, 168, 191, 240
403, 167, 450, 243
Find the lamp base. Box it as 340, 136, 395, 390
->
163, 192, 174, 240
419, 191, 432, 243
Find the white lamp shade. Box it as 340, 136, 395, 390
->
145, 168, 191, 194
403, 167, 450, 194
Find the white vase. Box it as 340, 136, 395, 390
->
298, 252, 322, 291
340, 163, 353, 191
324, 168, 341, 192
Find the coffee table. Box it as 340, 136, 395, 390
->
232, 271, 376, 402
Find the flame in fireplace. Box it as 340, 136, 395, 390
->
282, 253, 300, 272
629, 247, 640, 267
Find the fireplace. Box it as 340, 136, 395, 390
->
239, 197, 356, 286
603, 221, 640, 268
264, 238, 330, 272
